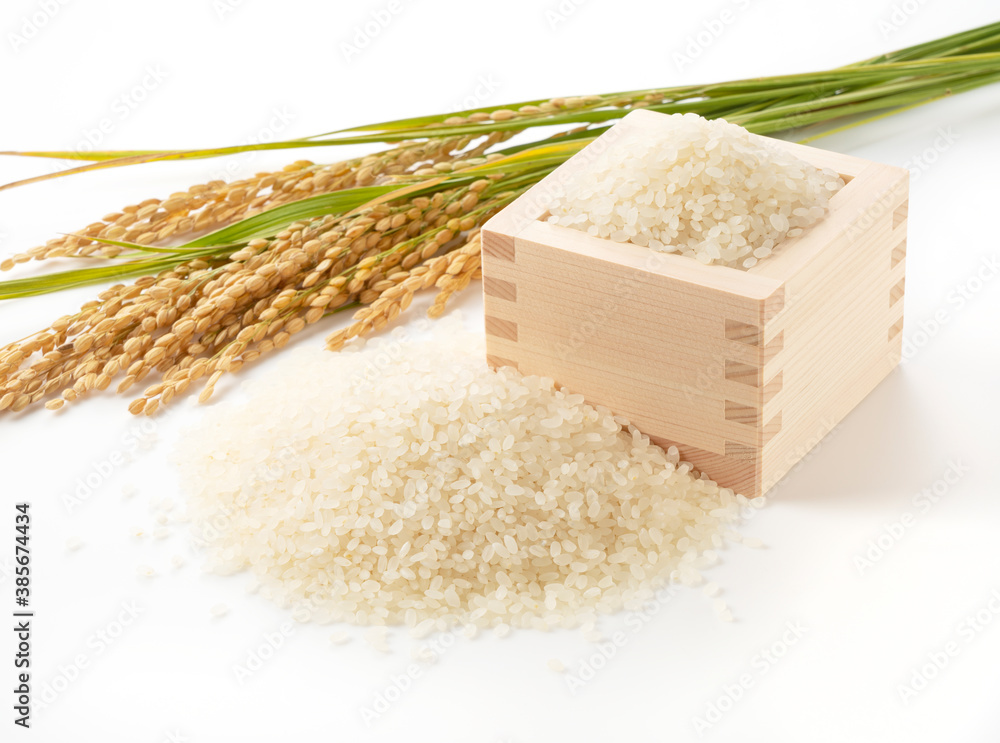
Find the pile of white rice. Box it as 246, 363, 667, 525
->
547, 112, 844, 269
176, 319, 750, 632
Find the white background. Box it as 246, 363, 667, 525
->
2, 0, 999, 741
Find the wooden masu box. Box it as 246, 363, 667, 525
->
481, 110, 909, 499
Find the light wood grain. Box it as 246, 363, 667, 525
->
482, 109, 909, 498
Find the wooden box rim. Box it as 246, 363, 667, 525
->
484, 108, 908, 297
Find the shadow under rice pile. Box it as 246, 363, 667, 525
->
175, 316, 755, 633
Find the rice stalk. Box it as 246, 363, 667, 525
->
1, 22, 999, 416
0, 176, 519, 415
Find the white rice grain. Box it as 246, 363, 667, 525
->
547, 113, 844, 269
176, 319, 748, 631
